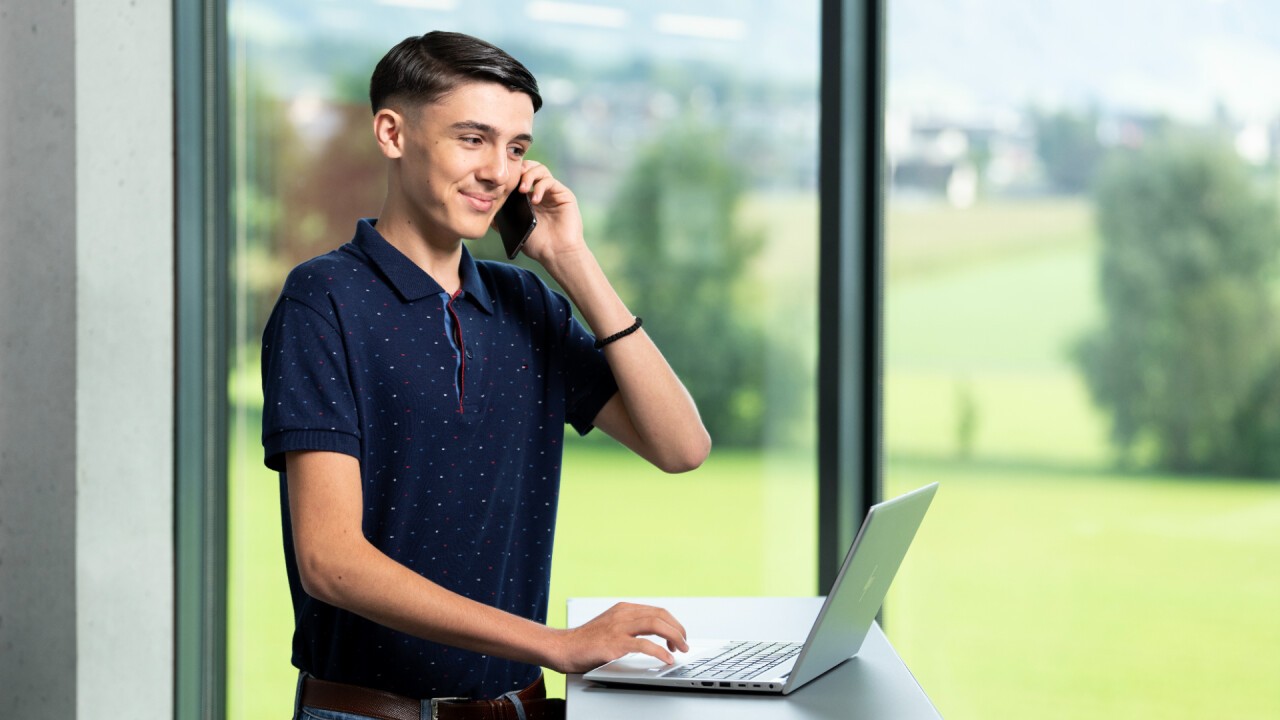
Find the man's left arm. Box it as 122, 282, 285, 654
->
516, 161, 711, 473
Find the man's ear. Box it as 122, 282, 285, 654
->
373, 107, 406, 159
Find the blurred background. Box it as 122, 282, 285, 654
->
224, 1, 1280, 718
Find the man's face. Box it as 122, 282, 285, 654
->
394, 81, 535, 244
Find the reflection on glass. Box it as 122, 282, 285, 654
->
884, 1, 1280, 718
226, 2, 819, 715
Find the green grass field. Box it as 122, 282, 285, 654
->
881, 198, 1279, 718
227, 196, 1280, 718
886, 460, 1280, 720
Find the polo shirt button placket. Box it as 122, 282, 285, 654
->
445, 291, 468, 414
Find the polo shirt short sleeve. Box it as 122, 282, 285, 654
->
260, 219, 618, 700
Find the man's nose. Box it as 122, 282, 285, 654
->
476, 147, 511, 186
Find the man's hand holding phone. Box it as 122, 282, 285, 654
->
494, 160, 585, 265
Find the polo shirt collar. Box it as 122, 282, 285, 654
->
352, 218, 494, 314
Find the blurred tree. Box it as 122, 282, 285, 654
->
1075, 134, 1280, 476
954, 378, 977, 460
1031, 106, 1104, 194
231, 97, 385, 336
604, 121, 795, 447
277, 102, 384, 266
234, 77, 297, 336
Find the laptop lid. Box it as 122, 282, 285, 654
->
783, 481, 938, 693
580, 483, 938, 694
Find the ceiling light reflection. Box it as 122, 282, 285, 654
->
374, 0, 458, 11
526, 1, 629, 29
654, 13, 746, 41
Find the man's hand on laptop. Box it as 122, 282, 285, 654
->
550, 601, 690, 673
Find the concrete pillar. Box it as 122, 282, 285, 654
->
0, 0, 175, 716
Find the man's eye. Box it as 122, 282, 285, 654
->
462, 137, 483, 146
509, 146, 527, 157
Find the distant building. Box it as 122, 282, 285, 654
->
885, 109, 1036, 206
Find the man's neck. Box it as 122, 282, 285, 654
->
374, 208, 464, 295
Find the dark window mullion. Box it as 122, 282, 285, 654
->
175, 0, 230, 717
818, 0, 886, 594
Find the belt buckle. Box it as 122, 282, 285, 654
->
429, 696, 467, 720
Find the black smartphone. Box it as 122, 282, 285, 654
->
494, 190, 537, 260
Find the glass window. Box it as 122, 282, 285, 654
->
883, 1, 1280, 718
225, 2, 820, 714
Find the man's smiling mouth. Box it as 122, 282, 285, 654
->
461, 191, 499, 212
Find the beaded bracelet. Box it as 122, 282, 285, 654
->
594, 316, 643, 349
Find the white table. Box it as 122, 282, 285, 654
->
566, 597, 941, 719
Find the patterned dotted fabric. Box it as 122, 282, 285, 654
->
261, 219, 617, 699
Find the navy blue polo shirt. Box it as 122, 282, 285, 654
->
261, 219, 618, 699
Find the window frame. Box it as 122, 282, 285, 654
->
173, 0, 886, 712
818, 0, 886, 592
175, 0, 231, 717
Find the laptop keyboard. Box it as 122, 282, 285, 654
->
661, 641, 802, 681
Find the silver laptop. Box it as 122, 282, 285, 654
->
582, 482, 938, 695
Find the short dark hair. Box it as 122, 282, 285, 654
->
370, 31, 542, 114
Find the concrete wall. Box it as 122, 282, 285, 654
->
0, 0, 80, 713
0, 0, 175, 716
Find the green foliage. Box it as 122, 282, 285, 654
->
1031, 106, 1105, 194
604, 121, 794, 447
1075, 134, 1280, 476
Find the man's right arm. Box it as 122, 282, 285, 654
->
286, 449, 690, 673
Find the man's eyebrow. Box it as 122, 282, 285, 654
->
450, 120, 533, 144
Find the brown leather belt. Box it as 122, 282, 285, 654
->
300, 673, 565, 720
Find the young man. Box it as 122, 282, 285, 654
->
261, 31, 711, 719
